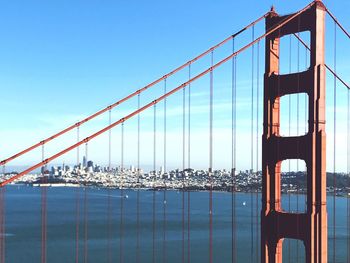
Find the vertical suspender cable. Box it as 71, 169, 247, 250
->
187, 64, 191, 263
107, 110, 112, 263
347, 76, 350, 263
0, 166, 5, 263
136, 94, 141, 263
84, 142, 88, 263
231, 38, 237, 263
0, 165, 4, 263
209, 49, 214, 263
288, 35, 292, 263
250, 25, 255, 263
85, 142, 88, 171
41, 144, 47, 263
182, 83, 186, 263
296, 20, 301, 262
109, 110, 112, 171
276, 29, 281, 261
332, 21, 337, 263
76, 127, 80, 263
121, 123, 124, 170
255, 40, 260, 263
163, 79, 167, 263
304, 39, 308, 216
120, 122, 124, 263
305, 44, 308, 134
76, 129, 80, 170
153, 104, 156, 263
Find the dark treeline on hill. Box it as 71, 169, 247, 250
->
325, 172, 350, 189
281, 171, 350, 189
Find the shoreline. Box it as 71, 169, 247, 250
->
8, 182, 350, 198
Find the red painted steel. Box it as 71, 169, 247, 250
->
262, 1, 327, 262
0, 1, 314, 187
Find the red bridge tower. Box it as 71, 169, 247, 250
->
262, 1, 327, 262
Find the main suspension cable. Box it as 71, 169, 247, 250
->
326, 8, 350, 39
1, 2, 316, 187
0, 12, 269, 169
293, 33, 350, 90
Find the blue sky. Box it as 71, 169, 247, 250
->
0, 0, 349, 172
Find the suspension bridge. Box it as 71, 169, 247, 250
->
0, 0, 349, 262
